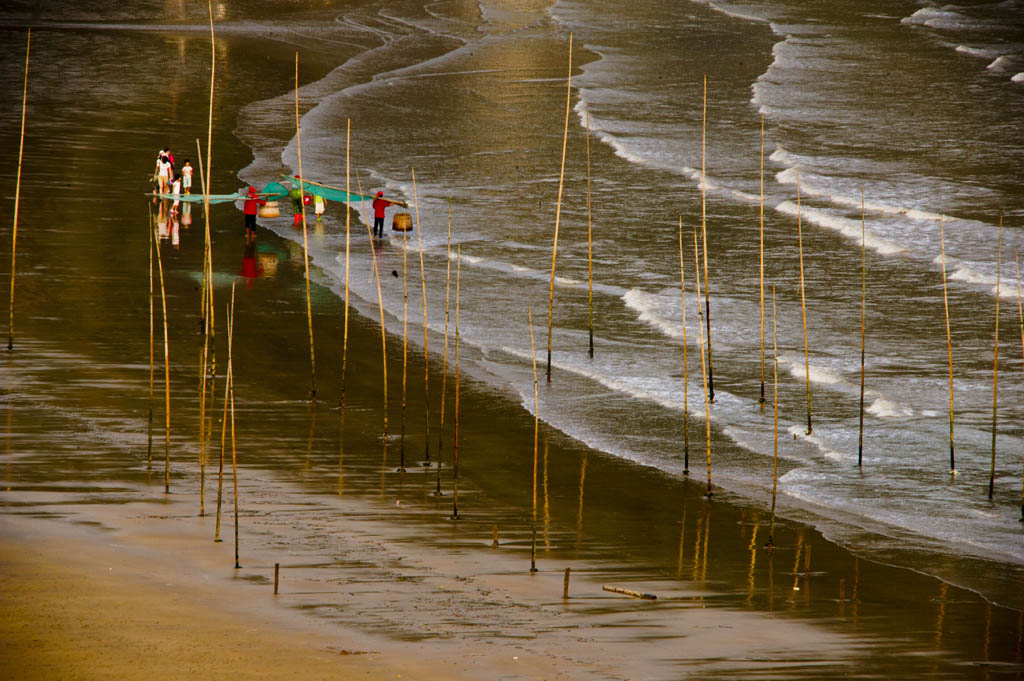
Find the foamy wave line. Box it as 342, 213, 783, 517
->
774, 200, 907, 256
1013, 72, 1024, 83
956, 45, 999, 59
937, 260, 1024, 299
786, 425, 849, 462
777, 353, 845, 388
623, 288, 684, 341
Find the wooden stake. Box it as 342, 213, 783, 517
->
692, 231, 712, 497
452, 245, 462, 519
356, 170, 388, 438
989, 215, 1002, 500
7, 29, 29, 352
769, 285, 779, 548
700, 75, 715, 403
939, 216, 956, 472
295, 52, 317, 402
227, 283, 240, 568
340, 119, 351, 407
399, 220, 408, 472
546, 33, 572, 383
529, 307, 539, 572
563, 567, 571, 598
148, 218, 154, 469
1015, 250, 1023, 521
436, 199, 453, 496
411, 168, 431, 464
153, 222, 171, 494
274, 563, 279, 595
603, 584, 656, 600
796, 177, 812, 435
678, 218, 690, 475
585, 108, 594, 359
858, 187, 867, 467
758, 114, 765, 407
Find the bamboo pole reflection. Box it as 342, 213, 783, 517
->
676, 500, 687, 579
746, 524, 759, 605
700, 503, 711, 582
935, 581, 947, 648
543, 438, 551, 549
575, 452, 587, 551
337, 411, 344, 496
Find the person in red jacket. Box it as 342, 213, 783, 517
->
372, 190, 396, 239
243, 186, 266, 241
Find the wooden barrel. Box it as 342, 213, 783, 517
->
392, 212, 413, 232
258, 200, 280, 218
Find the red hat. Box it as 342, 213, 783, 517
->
247, 186, 258, 196
377, 191, 384, 196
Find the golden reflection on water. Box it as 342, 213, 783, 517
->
543, 439, 550, 550
676, 500, 686, 580
575, 452, 587, 550
935, 581, 947, 648
700, 503, 711, 582
337, 410, 344, 496
746, 523, 759, 605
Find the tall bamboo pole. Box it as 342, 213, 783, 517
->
295, 52, 317, 401
7, 29, 29, 352
1015, 251, 1023, 521
412, 168, 431, 464
769, 285, 779, 547
340, 119, 351, 407
858, 187, 867, 467
199, 1, 215, 334
989, 216, 1002, 500
678, 217, 690, 475
529, 307, 539, 572
452, 245, 462, 519
546, 33, 572, 383
153, 223, 171, 493
758, 114, 765, 407
214, 292, 232, 543
195, 138, 214, 517
693, 231, 712, 497
586, 108, 594, 359
399, 223, 409, 472
939, 216, 956, 472
357, 171, 388, 437
700, 75, 715, 403
796, 177, 812, 435
436, 199, 453, 496
148, 219, 154, 469
227, 283, 240, 568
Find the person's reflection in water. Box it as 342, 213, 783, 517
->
181, 201, 192, 231
169, 209, 180, 249
156, 200, 170, 240
241, 236, 263, 288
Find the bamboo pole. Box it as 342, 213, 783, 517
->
294, 52, 317, 402
1015, 250, 1023, 521
796, 177, 812, 435
678, 217, 690, 475
692, 231, 712, 497
227, 283, 240, 568
7, 29, 29, 352
148, 219, 154, 469
436, 199, 453, 496
452, 245, 462, 519
758, 114, 765, 407
214, 295, 231, 543
356, 170, 388, 437
939, 216, 956, 472
195, 138, 214, 518
412, 168, 431, 464
700, 75, 715, 403
399, 221, 409, 472
586, 108, 594, 359
153, 222, 171, 494
989, 215, 1002, 500
858, 187, 867, 467
529, 307, 539, 572
546, 33, 573, 383
768, 285, 779, 548
340, 119, 351, 407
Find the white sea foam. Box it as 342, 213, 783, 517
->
956, 45, 998, 59
901, 7, 966, 29
774, 200, 907, 256
623, 288, 684, 340
1013, 72, 1024, 83
867, 397, 914, 419
778, 353, 846, 387
786, 425, 849, 462
775, 167, 945, 223
988, 55, 1021, 71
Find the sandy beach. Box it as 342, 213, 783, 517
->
2, 2, 1023, 679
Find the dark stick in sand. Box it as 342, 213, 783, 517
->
692, 231, 712, 497
989, 215, 1002, 500
758, 114, 766, 407
7, 28, 29, 352
399, 220, 409, 472
678, 217, 690, 475
529, 307, 539, 572
1015, 251, 1023, 521
294, 52, 317, 402
768, 285, 779, 548
586, 108, 595, 359
939, 216, 956, 473
452, 245, 462, 520
227, 283, 240, 568
436, 199, 453, 496
153, 221, 171, 493
148, 219, 154, 469
412, 169, 431, 464
340, 119, 351, 408
858, 187, 867, 468
357, 171, 388, 437
546, 33, 573, 383
796, 177, 812, 435
700, 75, 715, 403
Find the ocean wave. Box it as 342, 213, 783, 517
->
1013, 72, 1024, 83
774, 200, 907, 256
955, 45, 1000, 59
987, 55, 1022, 71
900, 7, 968, 30
623, 288, 685, 340
867, 397, 914, 419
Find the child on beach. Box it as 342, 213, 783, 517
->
182, 160, 193, 194
314, 194, 326, 222
156, 154, 171, 195
170, 174, 182, 215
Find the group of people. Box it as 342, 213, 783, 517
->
153, 147, 194, 216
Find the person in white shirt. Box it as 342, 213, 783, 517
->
181, 160, 193, 194
157, 154, 172, 194
170, 174, 181, 215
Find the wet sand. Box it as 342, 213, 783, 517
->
1, 8, 1023, 680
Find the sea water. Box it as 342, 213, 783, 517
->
235, 0, 1024, 602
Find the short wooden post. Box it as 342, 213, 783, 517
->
492, 524, 499, 547
563, 567, 571, 599
274, 563, 280, 595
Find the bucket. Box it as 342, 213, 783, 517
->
392, 212, 413, 232
258, 201, 280, 218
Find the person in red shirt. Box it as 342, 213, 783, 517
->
372, 190, 396, 238
243, 186, 266, 241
